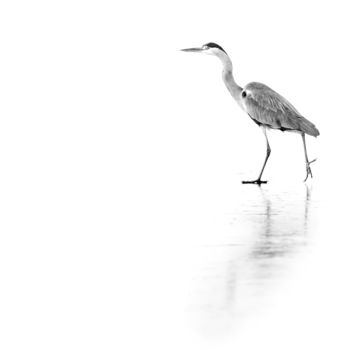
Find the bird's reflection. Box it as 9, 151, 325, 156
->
250, 185, 311, 261
189, 184, 316, 333
241, 185, 312, 292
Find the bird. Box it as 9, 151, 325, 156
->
181, 42, 320, 184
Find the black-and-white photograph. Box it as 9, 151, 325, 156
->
0, 1, 349, 349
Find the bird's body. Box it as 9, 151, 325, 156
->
182, 42, 319, 183
241, 82, 319, 137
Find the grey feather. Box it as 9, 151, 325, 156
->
243, 82, 320, 137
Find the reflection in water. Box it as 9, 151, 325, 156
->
241, 186, 312, 298
188, 184, 317, 335
250, 186, 310, 264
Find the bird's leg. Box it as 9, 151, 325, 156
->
242, 128, 271, 185
302, 133, 316, 182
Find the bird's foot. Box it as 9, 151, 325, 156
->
304, 158, 317, 182
242, 179, 268, 185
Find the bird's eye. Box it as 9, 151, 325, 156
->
242, 91, 247, 98
202, 45, 208, 50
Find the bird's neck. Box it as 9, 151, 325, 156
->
220, 55, 243, 106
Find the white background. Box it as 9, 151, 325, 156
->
0, 0, 349, 349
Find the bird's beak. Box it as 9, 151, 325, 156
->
181, 47, 203, 53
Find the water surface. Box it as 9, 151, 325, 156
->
187, 183, 318, 336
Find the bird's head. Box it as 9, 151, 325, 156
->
181, 42, 227, 57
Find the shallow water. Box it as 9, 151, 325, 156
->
186, 183, 319, 337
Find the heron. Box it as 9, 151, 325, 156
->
181, 42, 320, 184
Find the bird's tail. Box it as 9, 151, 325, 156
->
299, 116, 320, 137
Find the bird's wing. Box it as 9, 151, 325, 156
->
243, 82, 300, 129
242, 82, 319, 136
